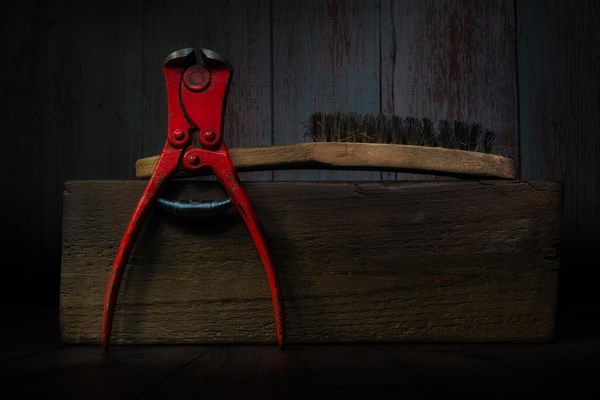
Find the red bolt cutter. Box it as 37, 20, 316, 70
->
101, 48, 285, 350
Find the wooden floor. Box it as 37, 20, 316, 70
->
1, 308, 598, 399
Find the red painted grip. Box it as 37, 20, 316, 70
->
101, 153, 179, 350
210, 157, 285, 348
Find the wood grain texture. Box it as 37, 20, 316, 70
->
3, 312, 599, 400
380, 0, 518, 180
383, 342, 600, 399
6, 0, 598, 314
141, 0, 272, 182
141, 345, 450, 400
0, 308, 64, 362
135, 143, 517, 179
517, 0, 600, 306
0, 3, 51, 305
272, 0, 383, 181
0, 344, 211, 399
44, 1, 144, 180
60, 180, 561, 344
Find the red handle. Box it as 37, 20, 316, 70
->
101, 151, 180, 350
206, 151, 285, 348
102, 48, 284, 349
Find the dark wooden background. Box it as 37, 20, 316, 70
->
1, 0, 598, 309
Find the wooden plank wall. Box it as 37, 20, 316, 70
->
1, 0, 597, 308
380, 0, 517, 181
272, 0, 382, 181
0, 2, 50, 305
517, 0, 600, 306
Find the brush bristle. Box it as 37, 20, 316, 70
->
304, 112, 495, 153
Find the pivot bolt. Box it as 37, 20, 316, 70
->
183, 66, 210, 92
187, 153, 200, 166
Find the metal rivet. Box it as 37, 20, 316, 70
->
183, 66, 210, 92
203, 130, 216, 141
173, 129, 185, 141
187, 153, 200, 166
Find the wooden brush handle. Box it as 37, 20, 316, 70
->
135, 142, 516, 179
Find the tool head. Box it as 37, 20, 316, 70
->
161, 47, 232, 154
164, 48, 196, 66
199, 48, 229, 68
164, 48, 230, 68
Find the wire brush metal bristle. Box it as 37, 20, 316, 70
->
303, 112, 495, 153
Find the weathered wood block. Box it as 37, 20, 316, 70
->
60, 180, 562, 344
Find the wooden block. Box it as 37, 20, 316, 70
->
60, 180, 562, 344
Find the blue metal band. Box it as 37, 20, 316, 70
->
157, 198, 233, 218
